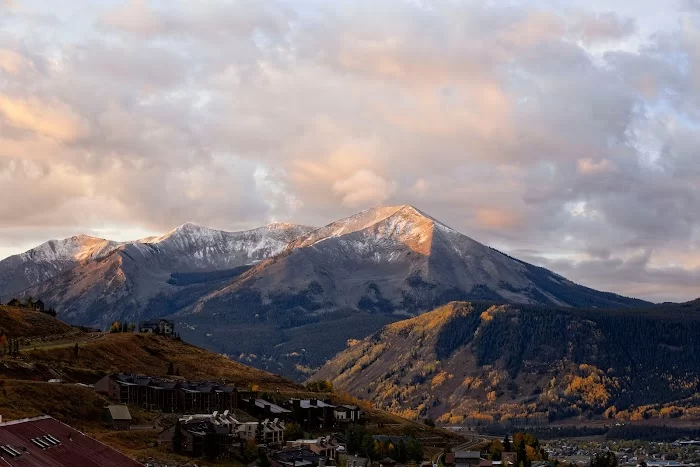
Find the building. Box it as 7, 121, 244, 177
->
138, 319, 175, 336
291, 399, 336, 430
245, 398, 293, 422
272, 447, 323, 467
455, 451, 484, 467
237, 418, 285, 446
162, 411, 285, 458
334, 405, 362, 423
95, 374, 254, 413
0, 415, 142, 466
286, 436, 341, 460
105, 405, 132, 431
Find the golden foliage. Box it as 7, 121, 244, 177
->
431, 371, 454, 389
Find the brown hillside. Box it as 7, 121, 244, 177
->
22, 332, 303, 390
0, 306, 74, 338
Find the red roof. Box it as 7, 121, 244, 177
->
0, 416, 142, 466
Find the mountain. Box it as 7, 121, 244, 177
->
0, 235, 122, 298
3, 205, 651, 380
177, 205, 648, 377
314, 301, 700, 424
17, 222, 314, 326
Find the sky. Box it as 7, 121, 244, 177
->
1, 0, 700, 303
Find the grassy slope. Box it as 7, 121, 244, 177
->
23, 332, 302, 390
0, 306, 74, 337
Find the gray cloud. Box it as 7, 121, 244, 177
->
1, 0, 700, 302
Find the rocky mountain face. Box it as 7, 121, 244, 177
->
0, 235, 122, 299
177, 206, 648, 378
15, 223, 314, 326
1, 205, 650, 380
314, 301, 700, 424
193, 205, 647, 314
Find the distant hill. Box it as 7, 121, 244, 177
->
314, 301, 700, 424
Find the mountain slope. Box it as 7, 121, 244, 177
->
314, 301, 700, 424
194, 205, 646, 314
0, 235, 122, 299
179, 205, 648, 378
21, 223, 315, 326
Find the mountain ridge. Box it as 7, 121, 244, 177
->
314, 300, 700, 424
2, 205, 652, 379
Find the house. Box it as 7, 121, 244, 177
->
455, 451, 484, 467
245, 398, 293, 422
237, 418, 285, 446
286, 436, 341, 460
291, 399, 336, 430
444, 453, 456, 466
138, 319, 175, 336
95, 374, 248, 413
0, 415, 142, 466
95, 374, 140, 405
163, 411, 284, 458
272, 447, 323, 467
6, 298, 21, 307
105, 405, 132, 430
334, 405, 362, 423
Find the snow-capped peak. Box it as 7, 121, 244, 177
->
18, 235, 122, 263
290, 204, 442, 251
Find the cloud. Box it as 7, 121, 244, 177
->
576, 158, 616, 175
570, 12, 636, 44
333, 170, 397, 208
0, 49, 28, 75
1, 0, 700, 302
0, 96, 88, 142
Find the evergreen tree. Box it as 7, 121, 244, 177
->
504, 434, 512, 452
361, 434, 376, 460
397, 439, 408, 463
73, 343, 79, 357
172, 421, 183, 453
407, 437, 423, 462
590, 452, 617, 467
257, 451, 271, 467
255, 421, 265, 445
167, 362, 175, 375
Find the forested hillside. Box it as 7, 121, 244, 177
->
314, 301, 700, 424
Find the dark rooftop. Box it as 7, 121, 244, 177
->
0, 416, 142, 466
